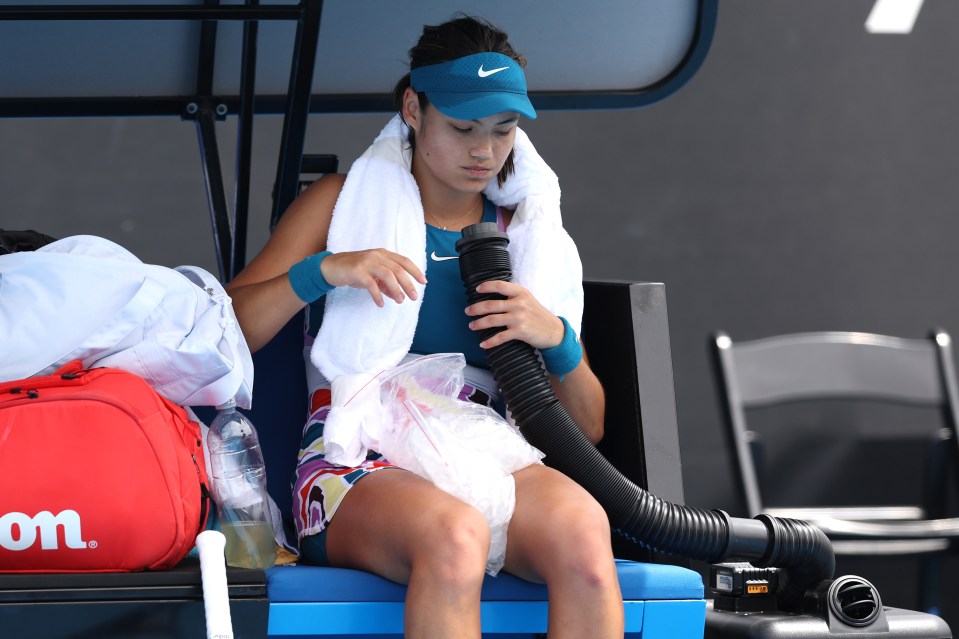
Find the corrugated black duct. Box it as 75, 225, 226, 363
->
456, 222, 834, 609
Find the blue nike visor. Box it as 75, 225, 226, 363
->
410, 52, 537, 120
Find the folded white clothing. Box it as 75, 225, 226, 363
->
0, 235, 254, 408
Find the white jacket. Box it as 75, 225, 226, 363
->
0, 235, 253, 408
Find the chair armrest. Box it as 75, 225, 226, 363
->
810, 516, 959, 540
764, 506, 926, 522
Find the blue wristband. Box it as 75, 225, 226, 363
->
540, 316, 583, 379
288, 251, 334, 303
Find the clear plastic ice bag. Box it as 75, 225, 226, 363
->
374, 354, 544, 575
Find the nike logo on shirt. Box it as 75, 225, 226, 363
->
430, 251, 459, 262
477, 65, 509, 78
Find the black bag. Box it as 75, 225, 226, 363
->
0, 228, 58, 255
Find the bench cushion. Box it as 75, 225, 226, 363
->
265, 559, 703, 603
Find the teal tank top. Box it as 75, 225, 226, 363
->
306, 198, 498, 369
410, 198, 497, 368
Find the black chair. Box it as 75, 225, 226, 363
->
712, 329, 959, 614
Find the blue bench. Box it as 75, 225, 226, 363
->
246, 280, 706, 638
266, 559, 703, 637
0, 281, 703, 638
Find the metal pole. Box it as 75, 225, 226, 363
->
193, 0, 233, 282
0, 4, 299, 21
270, 0, 322, 230
232, 0, 259, 275
195, 108, 232, 282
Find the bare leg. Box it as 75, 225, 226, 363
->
504, 464, 624, 639
324, 468, 490, 639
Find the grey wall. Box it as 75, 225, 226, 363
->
3, 0, 959, 625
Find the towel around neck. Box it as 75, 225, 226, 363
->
312, 114, 583, 383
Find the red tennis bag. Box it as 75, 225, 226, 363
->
0, 361, 211, 572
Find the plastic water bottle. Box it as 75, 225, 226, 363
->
207, 399, 277, 569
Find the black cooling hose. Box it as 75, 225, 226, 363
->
455, 222, 835, 609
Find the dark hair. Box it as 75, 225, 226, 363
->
393, 15, 527, 187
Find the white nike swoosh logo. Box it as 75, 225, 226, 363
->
430, 251, 459, 262
477, 65, 509, 78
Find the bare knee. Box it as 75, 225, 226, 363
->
410, 502, 490, 591
538, 498, 617, 590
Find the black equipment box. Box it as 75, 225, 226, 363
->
0, 558, 269, 639
706, 602, 952, 639
706, 566, 951, 639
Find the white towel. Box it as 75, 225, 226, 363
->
314, 114, 582, 377
315, 114, 583, 466
313, 116, 428, 381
